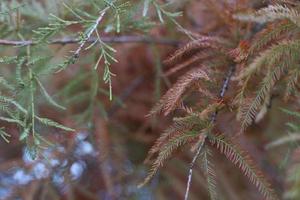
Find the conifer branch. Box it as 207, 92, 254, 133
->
150, 68, 210, 116
209, 134, 278, 200
202, 146, 218, 200
73, 8, 108, 59
184, 64, 235, 200
234, 4, 300, 26
184, 136, 206, 200
237, 39, 300, 131
0, 36, 180, 46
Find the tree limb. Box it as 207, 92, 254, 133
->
0, 36, 181, 47
184, 64, 235, 200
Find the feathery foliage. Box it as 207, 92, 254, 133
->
0, 0, 183, 158
234, 2, 300, 131
209, 133, 278, 200
234, 4, 300, 26
150, 68, 210, 116
141, 19, 278, 197
201, 145, 218, 200
2, 1, 300, 199
139, 1, 300, 199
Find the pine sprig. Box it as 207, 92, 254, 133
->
234, 4, 300, 26
248, 20, 298, 56
209, 133, 278, 200
150, 68, 210, 116
138, 131, 200, 188
145, 114, 210, 162
236, 39, 300, 130
33, 14, 80, 43
0, 95, 27, 114
164, 36, 227, 67
239, 63, 285, 131
35, 116, 75, 132
201, 145, 218, 200
284, 68, 300, 101
35, 76, 66, 110
236, 40, 300, 81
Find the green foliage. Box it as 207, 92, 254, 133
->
266, 108, 300, 149
3, 0, 300, 199
265, 108, 300, 199
201, 145, 218, 200
35, 77, 66, 110
0, 0, 183, 159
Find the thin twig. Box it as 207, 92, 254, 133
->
184, 65, 235, 200
73, 8, 108, 58
211, 65, 235, 122
0, 5, 181, 47
184, 138, 206, 200
0, 36, 181, 47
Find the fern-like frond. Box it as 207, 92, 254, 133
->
209, 133, 278, 200
0, 95, 27, 114
284, 68, 300, 101
254, 92, 271, 124
145, 121, 192, 161
139, 131, 200, 188
239, 63, 285, 131
0, 116, 24, 126
164, 52, 211, 76
150, 68, 210, 116
163, 36, 226, 66
33, 14, 79, 42
249, 20, 298, 56
146, 114, 210, 161
238, 39, 300, 130
35, 77, 66, 110
35, 116, 75, 132
236, 40, 300, 80
201, 145, 218, 200
235, 4, 300, 26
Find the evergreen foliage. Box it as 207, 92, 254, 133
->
2, 0, 300, 199
0, 0, 183, 159
141, 1, 300, 199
